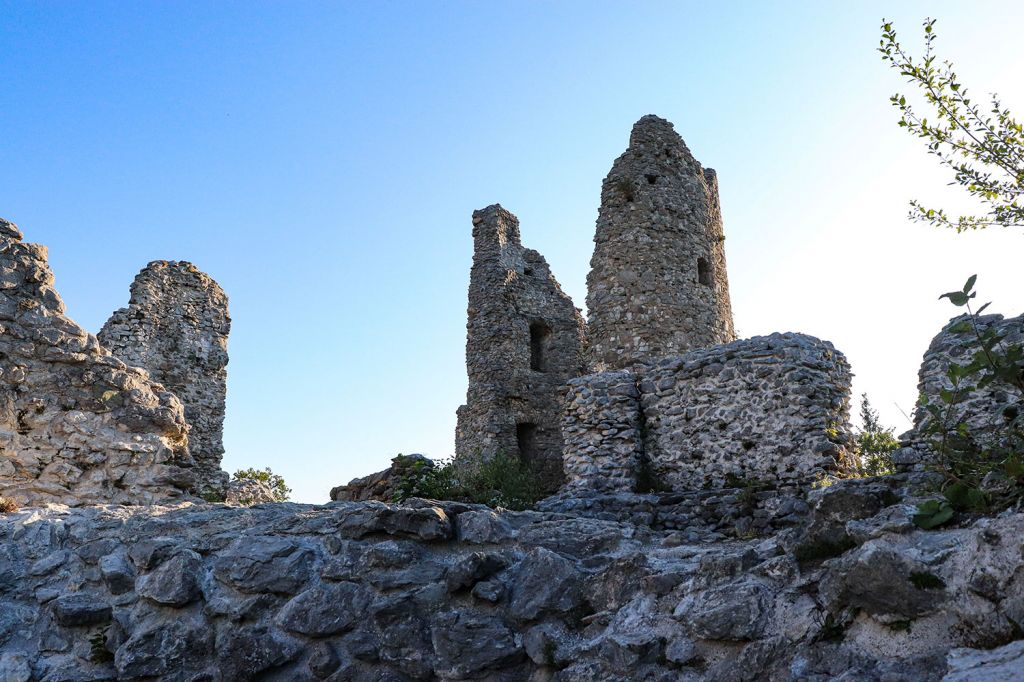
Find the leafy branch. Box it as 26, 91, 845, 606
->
880, 18, 1024, 230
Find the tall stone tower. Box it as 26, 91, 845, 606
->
455, 205, 587, 490
586, 115, 735, 370
99, 261, 231, 497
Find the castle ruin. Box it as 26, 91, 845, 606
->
586, 115, 735, 371
454, 205, 587, 489
457, 115, 853, 493
99, 261, 231, 497
0, 220, 195, 506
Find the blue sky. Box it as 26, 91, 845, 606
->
2, 2, 1022, 503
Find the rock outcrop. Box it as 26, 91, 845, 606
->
1, 480, 1022, 681
914, 313, 1023, 439
330, 454, 433, 503
99, 260, 230, 496
586, 115, 735, 371
0, 219, 194, 507
455, 205, 587, 490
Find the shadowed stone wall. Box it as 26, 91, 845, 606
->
99, 261, 230, 496
455, 205, 587, 489
586, 115, 735, 371
0, 218, 194, 506
561, 370, 642, 492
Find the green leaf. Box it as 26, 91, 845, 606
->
940, 291, 970, 306
962, 274, 977, 294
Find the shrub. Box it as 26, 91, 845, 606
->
393, 452, 544, 511
854, 394, 899, 476
232, 467, 291, 502
0, 496, 19, 513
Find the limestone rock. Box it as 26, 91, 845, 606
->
0, 499, 1022, 680
943, 640, 1024, 681
455, 204, 587, 490
136, 550, 203, 606
0, 217, 194, 506
329, 453, 433, 502
99, 260, 230, 497
225, 476, 279, 505
52, 593, 112, 627
586, 115, 735, 370
910, 313, 1024, 462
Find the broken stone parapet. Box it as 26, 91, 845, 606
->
912, 313, 1024, 442
455, 204, 587, 490
586, 115, 735, 371
99, 260, 231, 497
0, 218, 194, 506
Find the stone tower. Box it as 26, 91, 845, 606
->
586, 115, 735, 370
455, 205, 587, 490
99, 261, 231, 497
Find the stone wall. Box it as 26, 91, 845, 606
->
561, 333, 854, 493
0, 219, 194, 506
586, 115, 735, 371
99, 260, 230, 496
642, 333, 854, 490
455, 205, 587, 489
560, 371, 642, 492
1, 490, 1022, 681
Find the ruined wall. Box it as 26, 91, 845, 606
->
99, 261, 230, 496
0, 219, 194, 506
561, 334, 854, 493
455, 205, 587, 489
642, 333, 853, 490
560, 371, 642, 492
586, 115, 735, 371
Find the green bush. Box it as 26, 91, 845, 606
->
233, 467, 292, 502
854, 394, 899, 477
392, 452, 544, 511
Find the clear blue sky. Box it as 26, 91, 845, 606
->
2, 2, 1022, 503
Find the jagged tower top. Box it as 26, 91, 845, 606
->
585, 115, 736, 370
